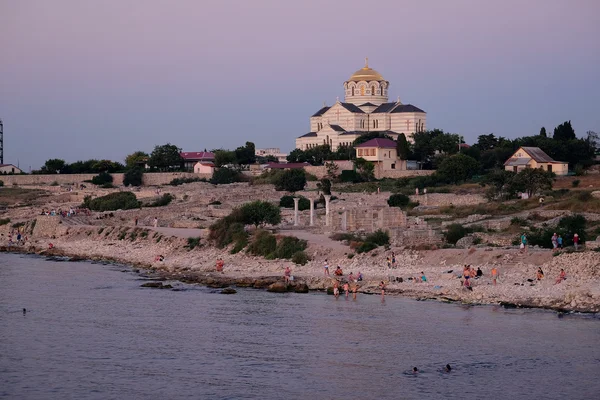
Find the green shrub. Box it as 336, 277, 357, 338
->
146, 193, 174, 207
347, 253, 355, 259
210, 167, 243, 184
124, 168, 143, 187
340, 170, 361, 183
247, 230, 277, 257
574, 164, 586, 176
271, 236, 307, 259
330, 232, 360, 242
291, 251, 310, 265
577, 191, 592, 201
12, 221, 25, 228
185, 237, 202, 250
511, 217, 528, 226
365, 229, 390, 246
208, 200, 222, 205
444, 223, 468, 245
209, 214, 248, 249
0, 180, 4, 187
387, 193, 410, 208
100, 182, 115, 189
83, 191, 140, 211
572, 179, 580, 188
91, 172, 114, 185
279, 195, 311, 211
169, 177, 205, 186
356, 241, 378, 253
0, 218, 10, 225
239, 201, 281, 227
274, 169, 306, 192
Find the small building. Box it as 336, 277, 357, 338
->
255, 148, 288, 163
0, 164, 23, 174
193, 162, 215, 175
355, 138, 405, 171
504, 147, 568, 176
180, 151, 215, 171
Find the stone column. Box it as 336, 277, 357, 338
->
324, 195, 331, 227
293, 197, 300, 226
309, 198, 315, 226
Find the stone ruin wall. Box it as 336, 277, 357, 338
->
1, 172, 211, 187
410, 193, 487, 207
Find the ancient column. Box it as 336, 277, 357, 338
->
324, 195, 331, 227
309, 198, 315, 226
293, 197, 300, 226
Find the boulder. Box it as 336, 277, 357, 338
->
221, 288, 237, 294
141, 282, 164, 288
293, 283, 309, 293
455, 235, 474, 249
267, 281, 288, 293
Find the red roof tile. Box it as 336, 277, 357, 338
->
180, 151, 215, 160
355, 138, 397, 148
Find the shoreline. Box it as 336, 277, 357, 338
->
2, 240, 599, 314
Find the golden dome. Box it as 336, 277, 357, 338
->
348, 58, 385, 82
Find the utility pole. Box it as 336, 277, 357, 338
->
0, 118, 3, 164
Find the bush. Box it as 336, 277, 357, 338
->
330, 232, 360, 242
208, 200, 221, 205
145, 193, 174, 207
100, 182, 115, 189
340, 170, 361, 183
577, 191, 592, 202
365, 229, 390, 246
169, 177, 204, 186
572, 179, 580, 188
279, 195, 312, 211
0, 180, 4, 187
271, 236, 307, 259
274, 169, 306, 192
209, 214, 248, 249
124, 168, 143, 187
210, 167, 243, 184
0, 218, 11, 225
574, 164, 586, 176
185, 237, 202, 250
318, 178, 332, 195
83, 192, 140, 211
91, 172, 113, 186
444, 224, 469, 245
356, 241, 378, 253
247, 230, 277, 257
291, 251, 310, 265
511, 217, 528, 226
387, 193, 410, 208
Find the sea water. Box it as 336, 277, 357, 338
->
1, 253, 599, 399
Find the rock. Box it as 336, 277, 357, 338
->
161, 284, 173, 289
267, 281, 288, 293
141, 282, 163, 288
293, 283, 309, 293
455, 236, 474, 249
221, 288, 237, 294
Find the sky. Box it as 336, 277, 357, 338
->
1, 0, 599, 171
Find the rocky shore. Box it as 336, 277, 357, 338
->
3, 224, 600, 313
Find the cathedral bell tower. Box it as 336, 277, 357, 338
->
343, 58, 389, 106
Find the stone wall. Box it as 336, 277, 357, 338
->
328, 205, 407, 232
1, 172, 211, 187
304, 164, 435, 180
410, 193, 487, 207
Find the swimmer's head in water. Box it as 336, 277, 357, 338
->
413, 367, 418, 372
445, 364, 451, 371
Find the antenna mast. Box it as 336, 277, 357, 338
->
0, 118, 3, 164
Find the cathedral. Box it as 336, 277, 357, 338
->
296, 59, 427, 151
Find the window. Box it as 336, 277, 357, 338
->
360, 86, 365, 96
391, 163, 396, 169
352, 87, 355, 96
358, 149, 363, 156
372, 85, 377, 95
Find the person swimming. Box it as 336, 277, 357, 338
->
22, 308, 26, 315
444, 364, 452, 372
412, 367, 419, 374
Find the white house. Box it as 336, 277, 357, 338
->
0, 164, 23, 174
193, 162, 215, 175
355, 138, 406, 171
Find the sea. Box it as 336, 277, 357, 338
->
1, 253, 599, 400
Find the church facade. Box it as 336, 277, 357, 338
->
296, 59, 427, 151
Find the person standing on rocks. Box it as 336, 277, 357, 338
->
521, 233, 528, 254
333, 280, 340, 298
324, 259, 330, 276
153, 217, 158, 228
284, 266, 291, 283
343, 282, 349, 298
551, 233, 558, 251
379, 281, 386, 297
491, 266, 499, 285
557, 235, 563, 249
573, 233, 580, 251
555, 269, 566, 284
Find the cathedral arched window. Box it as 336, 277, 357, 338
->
372, 86, 377, 95
360, 86, 365, 96
352, 87, 355, 96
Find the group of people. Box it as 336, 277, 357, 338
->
522, 232, 581, 253
462, 265, 497, 288
41, 207, 87, 217
6, 230, 27, 246
386, 252, 397, 269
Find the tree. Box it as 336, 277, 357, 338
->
123, 167, 143, 186
586, 130, 599, 152
235, 141, 256, 165
91, 172, 113, 185
396, 133, 410, 160
239, 201, 281, 227
354, 157, 375, 181
431, 132, 460, 154
412, 131, 436, 167
482, 169, 517, 200
436, 154, 480, 184
539, 127, 547, 137
475, 134, 499, 151
43, 159, 66, 174
274, 169, 306, 192
324, 161, 340, 181
286, 149, 307, 163
553, 120, 576, 141
387, 193, 410, 208
213, 150, 237, 167
210, 167, 243, 184
148, 144, 183, 171
508, 168, 554, 198
317, 178, 332, 195
125, 151, 149, 168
